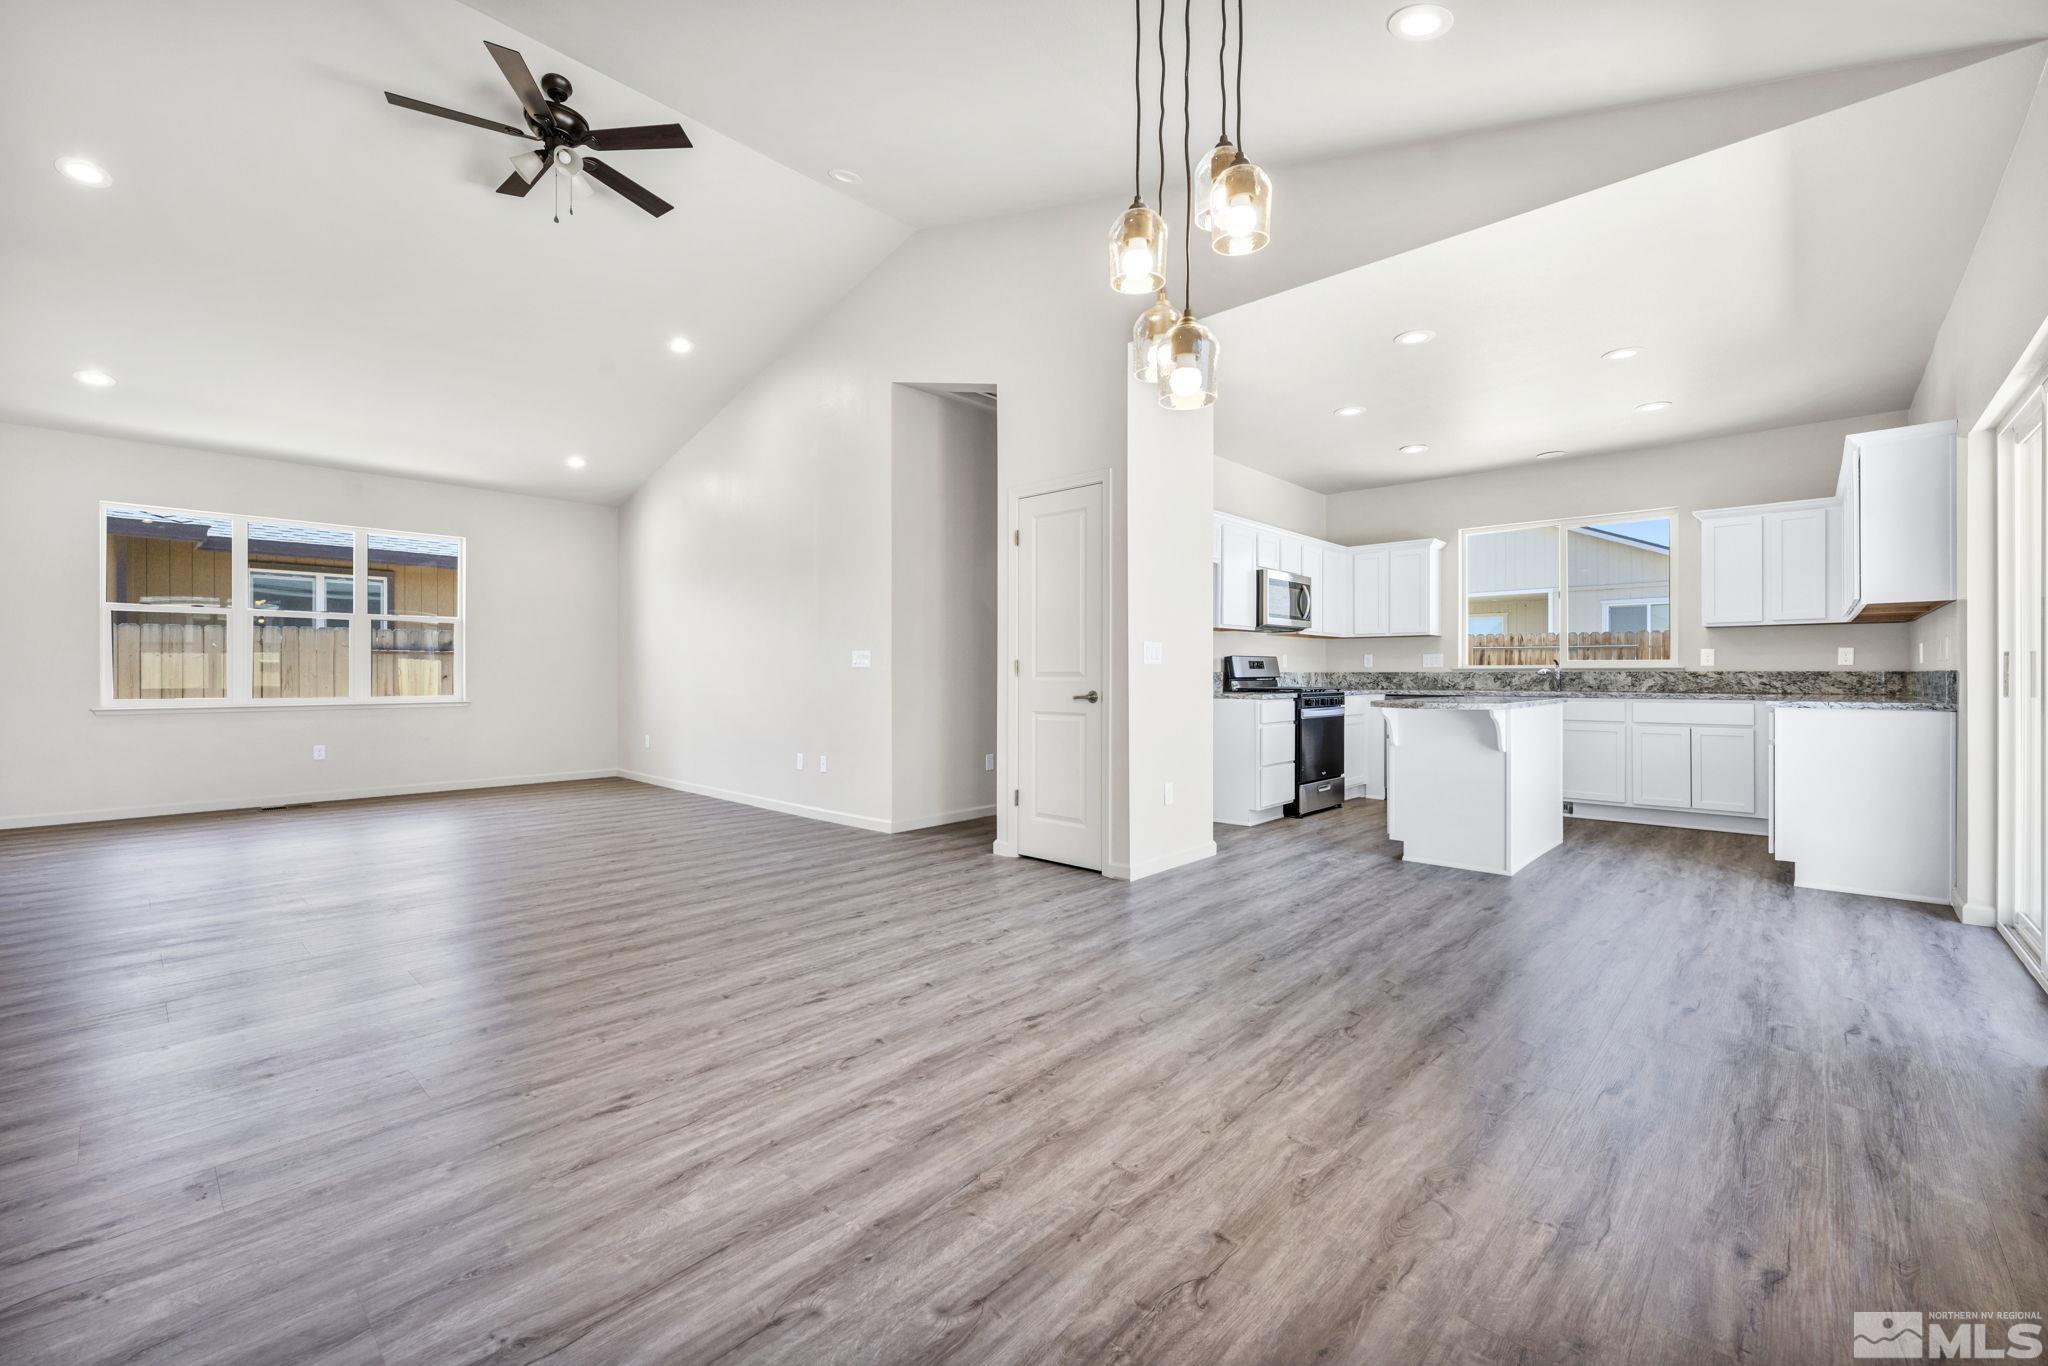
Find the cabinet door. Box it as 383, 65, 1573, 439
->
1218, 520, 1258, 630
1837, 450, 1862, 619
1386, 542, 1435, 635
1302, 544, 1325, 633
1359, 705, 1386, 798
1700, 515, 1764, 625
1321, 547, 1352, 637
1691, 726, 1757, 814
1352, 547, 1389, 636
1279, 534, 1304, 576
1257, 762, 1295, 809
1255, 529, 1282, 570
1563, 721, 1628, 805
1631, 724, 1694, 809
1763, 507, 1828, 622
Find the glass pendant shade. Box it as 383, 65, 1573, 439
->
1130, 291, 1181, 383
1108, 199, 1169, 294
1193, 138, 1236, 231
1157, 313, 1219, 410
1207, 155, 1272, 257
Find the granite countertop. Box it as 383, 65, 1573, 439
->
1375, 695, 1566, 711
1765, 698, 1954, 711
1338, 688, 1952, 711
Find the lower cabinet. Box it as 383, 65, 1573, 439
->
1630, 724, 1695, 809
1214, 697, 1296, 826
1343, 694, 1386, 799
1690, 725, 1758, 814
1562, 699, 1764, 824
1562, 721, 1627, 804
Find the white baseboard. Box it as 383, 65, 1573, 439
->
1111, 841, 1218, 881
1952, 893, 1997, 927
1567, 803, 1768, 837
990, 839, 1017, 858
889, 804, 998, 833
1793, 877, 1951, 907
0, 769, 620, 831
620, 770, 894, 833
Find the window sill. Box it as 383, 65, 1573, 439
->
93, 699, 469, 714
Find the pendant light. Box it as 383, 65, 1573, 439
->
1192, 0, 1235, 230
1131, 0, 1180, 383
1208, 0, 1272, 256
1109, 0, 1168, 293
1160, 0, 1217, 410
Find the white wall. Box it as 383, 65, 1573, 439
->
1319, 413, 1914, 671
1907, 56, 2048, 921
890, 387, 998, 830
0, 422, 618, 827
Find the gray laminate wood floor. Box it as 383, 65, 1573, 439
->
1, 779, 2044, 1364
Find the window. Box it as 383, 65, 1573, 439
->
101, 504, 463, 707
1462, 512, 1673, 667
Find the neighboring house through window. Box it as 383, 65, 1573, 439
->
1462, 513, 1674, 666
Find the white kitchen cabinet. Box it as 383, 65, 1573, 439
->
1319, 544, 1351, 637
1351, 547, 1388, 636
1630, 724, 1694, 809
1255, 529, 1281, 570
1279, 534, 1304, 576
1386, 540, 1440, 636
1763, 506, 1828, 622
1773, 706, 1953, 903
1563, 721, 1629, 805
1216, 517, 1257, 630
1214, 697, 1295, 825
1698, 512, 1765, 625
1343, 693, 1385, 800
1689, 725, 1757, 814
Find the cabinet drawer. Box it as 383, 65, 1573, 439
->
1562, 699, 1626, 722
1257, 762, 1295, 809
1630, 700, 1756, 727
1258, 722, 1294, 766
1257, 698, 1294, 724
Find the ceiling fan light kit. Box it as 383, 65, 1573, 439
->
385, 40, 692, 221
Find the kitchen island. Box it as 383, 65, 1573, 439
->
1380, 696, 1565, 875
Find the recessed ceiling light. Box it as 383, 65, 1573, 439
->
1398, 444, 1430, 455
1603, 347, 1643, 361
1535, 450, 1566, 460
1635, 400, 1673, 413
73, 368, 115, 387
1392, 329, 1436, 346
1387, 5, 1454, 39
828, 168, 862, 185
1334, 405, 1366, 417
565, 454, 587, 469
55, 156, 111, 188
667, 335, 694, 355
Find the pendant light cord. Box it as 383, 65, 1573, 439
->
1156, 0, 1167, 207
1217, 0, 1228, 140
1182, 0, 1193, 311
1234, 0, 1244, 152
1132, 0, 1142, 200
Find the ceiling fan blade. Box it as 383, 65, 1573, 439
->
484, 40, 552, 128
588, 123, 693, 152
495, 165, 543, 197
385, 92, 534, 139
582, 156, 672, 218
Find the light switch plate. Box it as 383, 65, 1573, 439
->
850, 650, 872, 668
984, 753, 995, 771
819, 754, 828, 773
1143, 640, 1163, 665
1422, 653, 1444, 669
1699, 648, 1715, 667
312, 744, 326, 761
1163, 780, 1174, 806
1837, 646, 1855, 667
643, 734, 651, 749
1917, 641, 1926, 665
795, 753, 804, 770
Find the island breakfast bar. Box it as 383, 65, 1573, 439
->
1380, 696, 1566, 876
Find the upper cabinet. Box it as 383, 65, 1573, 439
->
1695, 420, 1955, 629
1212, 513, 1442, 638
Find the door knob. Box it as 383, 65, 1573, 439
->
1072, 690, 1100, 703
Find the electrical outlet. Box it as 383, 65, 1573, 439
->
1917, 640, 1926, 665
795, 753, 805, 771
312, 744, 326, 761
1422, 653, 1444, 669
1163, 780, 1174, 806
850, 649, 871, 668
1279, 653, 1289, 670
1143, 640, 1163, 665
819, 754, 828, 773
984, 753, 995, 771
643, 733, 651, 749
1699, 648, 1715, 667
1359, 653, 1373, 670
1837, 646, 1855, 667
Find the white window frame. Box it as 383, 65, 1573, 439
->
248, 566, 390, 616
1458, 509, 1678, 669
99, 502, 466, 710
1600, 596, 1671, 633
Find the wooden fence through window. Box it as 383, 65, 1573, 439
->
1467, 630, 1669, 666
110, 619, 453, 700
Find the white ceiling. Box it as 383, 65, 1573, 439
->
1209, 43, 2047, 494
464, 0, 2048, 227
0, 0, 905, 501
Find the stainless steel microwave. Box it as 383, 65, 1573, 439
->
1257, 568, 1312, 632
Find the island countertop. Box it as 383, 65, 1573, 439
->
1375, 695, 1567, 711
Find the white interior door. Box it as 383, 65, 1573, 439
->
1016, 482, 1105, 870
1999, 388, 2047, 961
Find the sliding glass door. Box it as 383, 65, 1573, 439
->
1998, 385, 2047, 970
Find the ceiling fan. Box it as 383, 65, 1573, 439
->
385, 41, 691, 218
